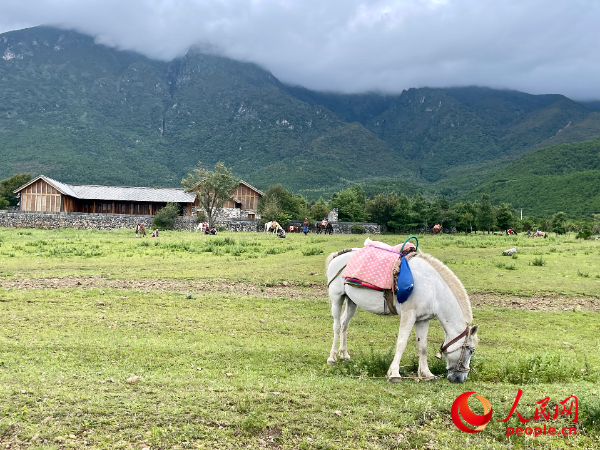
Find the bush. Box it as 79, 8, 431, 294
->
302, 247, 323, 256
195, 211, 207, 223
153, 203, 180, 230
530, 256, 546, 267
576, 228, 591, 239
350, 224, 365, 234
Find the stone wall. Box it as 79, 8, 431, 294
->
178, 217, 259, 232
0, 211, 157, 231
0, 211, 375, 234
192, 207, 259, 221
287, 220, 380, 235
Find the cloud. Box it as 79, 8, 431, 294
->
1, 0, 599, 99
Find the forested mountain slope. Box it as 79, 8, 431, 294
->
462, 137, 600, 217
0, 26, 408, 193
2, 25, 600, 201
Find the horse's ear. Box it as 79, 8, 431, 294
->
469, 325, 479, 337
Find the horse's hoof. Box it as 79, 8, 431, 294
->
387, 376, 402, 383
327, 358, 337, 366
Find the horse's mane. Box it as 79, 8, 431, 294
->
416, 252, 473, 323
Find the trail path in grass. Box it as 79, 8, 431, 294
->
2, 276, 600, 312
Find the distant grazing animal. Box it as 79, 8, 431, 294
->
287, 225, 299, 233
135, 222, 146, 238
195, 222, 209, 232
506, 229, 517, 235
316, 220, 333, 235
431, 224, 443, 235
264, 221, 283, 234
325, 247, 478, 383
530, 230, 547, 238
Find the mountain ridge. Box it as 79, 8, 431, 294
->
2, 25, 600, 207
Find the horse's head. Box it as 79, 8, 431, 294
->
444, 325, 479, 383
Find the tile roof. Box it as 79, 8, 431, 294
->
15, 175, 196, 203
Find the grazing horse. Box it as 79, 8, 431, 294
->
506, 229, 517, 236
325, 247, 479, 383
316, 220, 332, 234
195, 222, 209, 232
530, 230, 547, 238
135, 222, 146, 238
431, 224, 443, 235
264, 221, 283, 234
287, 225, 299, 233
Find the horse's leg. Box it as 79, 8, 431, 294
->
415, 320, 435, 380
387, 309, 416, 382
339, 298, 358, 360
327, 293, 345, 365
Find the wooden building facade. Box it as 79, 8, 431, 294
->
14, 176, 197, 216
222, 181, 263, 219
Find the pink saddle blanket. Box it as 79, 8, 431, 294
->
344, 240, 415, 290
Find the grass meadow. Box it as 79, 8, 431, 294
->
0, 227, 599, 449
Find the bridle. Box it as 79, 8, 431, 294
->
440, 326, 474, 373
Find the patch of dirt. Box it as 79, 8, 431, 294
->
471, 293, 600, 312
0, 276, 327, 301
2, 276, 598, 312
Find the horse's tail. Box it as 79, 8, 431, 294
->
325, 252, 337, 270
325, 248, 355, 271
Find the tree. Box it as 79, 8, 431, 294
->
330, 185, 367, 222
552, 212, 568, 234
258, 195, 289, 225
182, 162, 238, 228
410, 193, 430, 229
258, 184, 308, 223
387, 194, 412, 231
454, 202, 476, 234
152, 203, 180, 230
495, 203, 514, 231
309, 198, 330, 222
476, 194, 495, 233
428, 196, 451, 227
0, 173, 31, 207
366, 193, 399, 230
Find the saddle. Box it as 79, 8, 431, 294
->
343, 239, 417, 315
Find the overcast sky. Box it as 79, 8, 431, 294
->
1, 0, 599, 99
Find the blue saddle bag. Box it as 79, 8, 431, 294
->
396, 256, 414, 304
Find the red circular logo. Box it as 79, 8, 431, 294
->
451, 392, 493, 433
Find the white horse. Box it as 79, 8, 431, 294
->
325, 247, 479, 383
264, 221, 283, 234
195, 222, 209, 232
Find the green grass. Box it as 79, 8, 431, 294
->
1, 228, 599, 296
1, 228, 600, 448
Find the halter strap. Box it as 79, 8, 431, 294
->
440, 326, 470, 353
